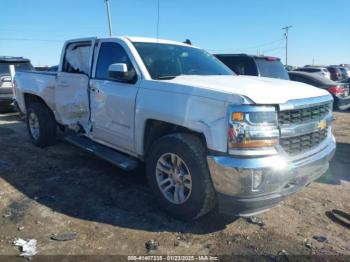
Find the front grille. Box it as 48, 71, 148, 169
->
280, 129, 328, 156
278, 103, 331, 125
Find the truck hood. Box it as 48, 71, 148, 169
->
165, 75, 330, 104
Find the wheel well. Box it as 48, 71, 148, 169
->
24, 93, 48, 110
143, 119, 207, 154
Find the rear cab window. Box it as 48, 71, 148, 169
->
62, 41, 93, 75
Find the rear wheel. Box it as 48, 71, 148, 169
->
146, 133, 216, 220
26, 102, 57, 147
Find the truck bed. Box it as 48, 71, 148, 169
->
14, 70, 58, 114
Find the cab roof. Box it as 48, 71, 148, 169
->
125, 36, 195, 47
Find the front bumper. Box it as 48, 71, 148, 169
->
207, 135, 336, 216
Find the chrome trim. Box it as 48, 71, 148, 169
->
229, 148, 277, 156
279, 113, 332, 138
280, 128, 334, 162
279, 95, 333, 111
207, 135, 336, 197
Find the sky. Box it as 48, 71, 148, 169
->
1, 0, 349, 66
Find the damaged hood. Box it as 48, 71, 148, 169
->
161, 75, 330, 104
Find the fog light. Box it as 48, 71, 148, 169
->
252, 170, 264, 191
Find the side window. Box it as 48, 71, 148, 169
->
62, 42, 92, 75
95, 42, 135, 80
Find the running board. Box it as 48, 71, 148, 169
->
64, 135, 138, 171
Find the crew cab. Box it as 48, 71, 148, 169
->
14, 37, 336, 220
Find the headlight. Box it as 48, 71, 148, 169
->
228, 106, 279, 152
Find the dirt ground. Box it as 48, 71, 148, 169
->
0, 108, 349, 260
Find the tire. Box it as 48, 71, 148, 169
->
26, 102, 57, 147
146, 133, 216, 220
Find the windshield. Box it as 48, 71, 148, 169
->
255, 59, 289, 80
0, 62, 33, 75
133, 42, 234, 79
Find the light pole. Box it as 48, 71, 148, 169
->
105, 0, 113, 37
282, 26, 292, 66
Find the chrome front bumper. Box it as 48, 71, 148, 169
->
207, 135, 336, 216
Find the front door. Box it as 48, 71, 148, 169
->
90, 40, 140, 154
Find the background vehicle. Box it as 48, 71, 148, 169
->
0, 56, 33, 109
34, 66, 50, 71
47, 65, 58, 72
294, 66, 331, 79
289, 71, 350, 110
14, 37, 335, 220
214, 54, 290, 80
327, 66, 343, 81
338, 66, 349, 80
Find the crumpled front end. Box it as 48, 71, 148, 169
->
207, 95, 336, 216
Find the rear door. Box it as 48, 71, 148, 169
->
55, 38, 96, 129
89, 39, 141, 154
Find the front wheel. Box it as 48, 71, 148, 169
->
146, 133, 216, 220
26, 102, 57, 147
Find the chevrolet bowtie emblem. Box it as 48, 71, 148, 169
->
319, 120, 327, 130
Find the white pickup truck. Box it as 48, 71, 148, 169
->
14, 36, 336, 220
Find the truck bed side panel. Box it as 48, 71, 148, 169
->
15, 71, 57, 117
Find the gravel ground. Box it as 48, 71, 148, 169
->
0, 109, 349, 261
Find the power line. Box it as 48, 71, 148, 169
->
208, 38, 284, 53
261, 46, 285, 53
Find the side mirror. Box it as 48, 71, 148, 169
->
108, 63, 135, 82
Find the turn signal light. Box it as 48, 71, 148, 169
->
232, 112, 244, 121
230, 139, 278, 148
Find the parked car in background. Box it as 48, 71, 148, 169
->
285, 65, 296, 71
294, 67, 331, 79
214, 54, 289, 80
341, 77, 350, 88
327, 66, 343, 81
35, 66, 50, 71
344, 67, 350, 78
47, 65, 58, 72
0, 56, 33, 108
289, 71, 350, 110
338, 66, 349, 80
